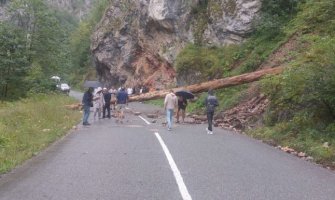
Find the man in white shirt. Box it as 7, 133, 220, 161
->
164, 90, 177, 131
127, 87, 133, 95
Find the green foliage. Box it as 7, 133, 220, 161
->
250, 125, 335, 165
145, 99, 164, 107
0, 22, 29, 99
290, 0, 335, 34
176, 44, 239, 80
255, 0, 299, 37
9, 0, 71, 75
191, 0, 209, 44
255, 34, 335, 166
0, 0, 82, 99
0, 94, 81, 173
261, 35, 335, 125
68, 0, 110, 88
187, 86, 247, 114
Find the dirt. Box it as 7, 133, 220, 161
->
259, 34, 303, 69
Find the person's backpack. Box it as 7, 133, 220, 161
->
207, 102, 215, 112
206, 96, 218, 112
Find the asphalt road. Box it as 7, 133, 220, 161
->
0, 91, 334, 200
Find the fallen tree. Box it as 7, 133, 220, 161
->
129, 66, 284, 102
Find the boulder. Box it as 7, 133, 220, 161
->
91, 0, 261, 87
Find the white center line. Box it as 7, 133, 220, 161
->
154, 132, 192, 200
138, 115, 151, 125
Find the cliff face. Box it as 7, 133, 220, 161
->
0, 0, 94, 21
47, 0, 95, 19
91, 0, 261, 89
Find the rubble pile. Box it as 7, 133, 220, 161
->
215, 94, 269, 132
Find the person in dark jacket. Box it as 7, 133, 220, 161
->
82, 87, 94, 126
205, 89, 219, 134
116, 87, 129, 123
176, 96, 187, 123
102, 87, 111, 119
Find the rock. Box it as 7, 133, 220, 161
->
134, 112, 142, 116
281, 146, 295, 153
91, 0, 261, 87
192, 115, 207, 121
146, 114, 158, 118
184, 118, 195, 124
306, 156, 314, 161
298, 152, 306, 157
47, 0, 94, 20
323, 142, 329, 148
64, 103, 82, 110
42, 129, 51, 132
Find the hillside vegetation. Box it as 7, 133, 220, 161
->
176, 0, 335, 167
0, 0, 106, 173
0, 94, 81, 173
0, 0, 108, 100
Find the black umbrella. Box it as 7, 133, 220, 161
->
83, 81, 103, 88
175, 90, 194, 99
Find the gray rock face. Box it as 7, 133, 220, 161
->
0, 0, 94, 21
204, 0, 261, 44
91, 0, 261, 88
47, 0, 95, 19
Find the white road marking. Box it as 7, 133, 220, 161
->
125, 107, 130, 110
138, 115, 151, 125
154, 132, 192, 200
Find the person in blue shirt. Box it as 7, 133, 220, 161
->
82, 87, 94, 126
116, 87, 129, 123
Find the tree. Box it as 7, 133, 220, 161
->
0, 22, 29, 99
9, 0, 73, 76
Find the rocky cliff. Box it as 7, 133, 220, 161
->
91, 0, 262, 89
48, 0, 95, 19
0, 0, 94, 21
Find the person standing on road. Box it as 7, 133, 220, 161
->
116, 87, 129, 123
109, 87, 117, 110
176, 96, 187, 123
102, 87, 111, 119
164, 90, 177, 131
205, 89, 219, 134
93, 87, 105, 120
82, 87, 94, 126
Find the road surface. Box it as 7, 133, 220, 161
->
0, 91, 334, 200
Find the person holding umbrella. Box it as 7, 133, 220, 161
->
82, 87, 94, 126
175, 90, 194, 124
205, 89, 219, 134
176, 96, 187, 123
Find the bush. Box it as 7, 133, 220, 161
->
176, 44, 239, 82
0, 94, 81, 173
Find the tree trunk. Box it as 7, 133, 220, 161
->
129, 67, 284, 102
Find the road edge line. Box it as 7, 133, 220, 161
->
139, 115, 151, 125
154, 132, 192, 200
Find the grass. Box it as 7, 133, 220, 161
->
145, 99, 164, 108
145, 85, 247, 114
249, 124, 335, 167
0, 93, 82, 174
247, 0, 335, 168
